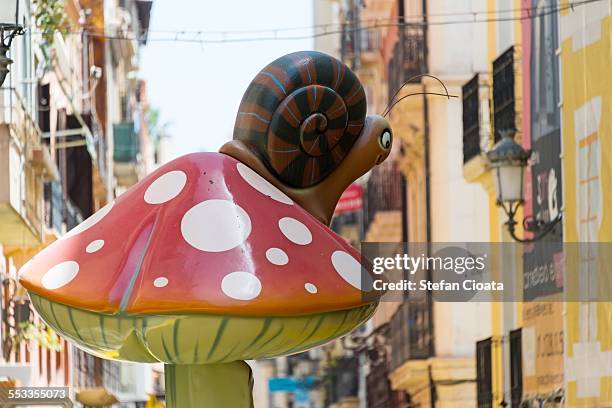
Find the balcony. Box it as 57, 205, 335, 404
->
43, 181, 84, 238
389, 300, 433, 371
366, 325, 407, 408
44, 181, 64, 236
359, 29, 382, 65
476, 338, 493, 408
509, 329, 522, 408
113, 121, 141, 187
364, 159, 404, 241
324, 356, 359, 406
387, 27, 426, 96
0, 88, 49, 246
65, 198, 84, 231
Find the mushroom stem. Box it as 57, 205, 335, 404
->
165, 361, 254, 407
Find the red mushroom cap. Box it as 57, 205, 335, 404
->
20, 153, 376, 317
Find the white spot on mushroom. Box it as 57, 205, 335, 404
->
85, 239, 105, 253
41, 261, 79, 290
62, 202, 114, 239
181, 199, 252, 252
266, 248, 289, 265
331, 250, 364, 290
221, 271, 262, 301
144, 170, 187, 204
278, 217, 312, 245
236, 163, 293, 205
154, 277, 169, 288
305, 283, 318, 294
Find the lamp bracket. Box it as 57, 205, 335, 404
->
1, 25, 24, 48
498, 200, 562, 243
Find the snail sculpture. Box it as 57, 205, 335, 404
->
19, 51, 393, 407
222, 51, 393, 225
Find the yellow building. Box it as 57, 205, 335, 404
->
559, 0, 612, 406
349, 0, 610, 406
463, 0, 611, 407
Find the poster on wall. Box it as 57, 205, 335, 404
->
521, 0, 565, 398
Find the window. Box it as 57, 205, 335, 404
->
509, 329, 522, 408
462, 74, 481, 162
492, 46, 516, 142
476, 338, 493, 408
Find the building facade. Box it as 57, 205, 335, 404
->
320, 0, 611, 407
0, 0, 165, 406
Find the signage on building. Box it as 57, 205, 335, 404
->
334, 184, 364, 214
522, 0, 564, 398
268, 376, 315, 393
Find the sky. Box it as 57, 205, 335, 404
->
140, 1, 315, 158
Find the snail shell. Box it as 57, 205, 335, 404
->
233, 51, 367, 188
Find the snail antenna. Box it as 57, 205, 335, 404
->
382, 74, 458, 117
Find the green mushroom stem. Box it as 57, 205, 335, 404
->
164, 361, 254, 408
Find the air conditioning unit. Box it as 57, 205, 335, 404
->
0, 363, 32, 386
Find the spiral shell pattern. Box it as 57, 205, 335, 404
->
233, 51, 367, 188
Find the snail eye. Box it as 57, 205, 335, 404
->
379, 130, 392, 150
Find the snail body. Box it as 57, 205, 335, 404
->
222, 51, 393, 225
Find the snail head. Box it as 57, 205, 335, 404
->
335, 114, 393, 180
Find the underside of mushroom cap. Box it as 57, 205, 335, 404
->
20, 153, 379, 317
30, 293, 376, 364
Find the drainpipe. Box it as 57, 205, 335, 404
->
421, 0, 437, 407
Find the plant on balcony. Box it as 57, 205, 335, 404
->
18, 321, 63, 350
32, 0, 72, 46
3, 320, 63, 358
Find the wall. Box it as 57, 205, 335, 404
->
559, 0, 612, 405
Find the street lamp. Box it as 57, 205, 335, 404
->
0, 0, 24, 88
487, 129, 562, 242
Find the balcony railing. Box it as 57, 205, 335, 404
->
65, 199, 84, 232
360, 29, 382, 55
387, 27, 426, 97
113, 122, 139, 162
509, 329, 523, 408
325, 356, 359, 405
364, 159, 403, 234
43, 181, 84, 235
367, 359, 396, 408
44, 181, 64, 234
366, 327, 407, 408
0, 88, 45, 244
476, 338, 493, 408
390, 300, 433, 371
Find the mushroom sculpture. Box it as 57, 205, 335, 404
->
19, 51, 393, 407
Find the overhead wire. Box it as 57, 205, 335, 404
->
18, 0, 602, 44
